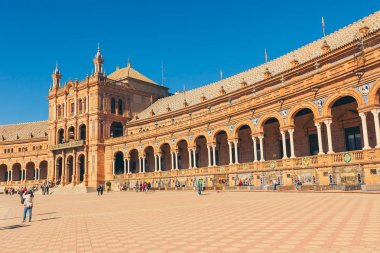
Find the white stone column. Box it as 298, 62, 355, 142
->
112, 160, 115, 175
10, 170, 13, 181
233, 140, 239, 164
64, 100, 67, 118
188, 149, 192, 168
124, 159, 127, 174
154, 155, 158, 172
21, 169, 24, 181
359, 112, 370, 150
324, 119, 334, 154
138, 157, 142, 173
281, 130, 288, 159
38, 168, 41, 180
371, 109, 380, 148
127, 158, 130, 174
288, 129, 296, 158
253, 137, 258, 162
207, 146, 211, 167
158, 154, 162, 171
192, 149, 197, 168
212, 145, 216, 166
228, 141, 233, 165
34, 168, 38, 180
142, 157, 146, 173
171, 152, 175, 170
175, 151, 179, 170
7, 170, 10, 182
315, 122, 325, 155
259, 135, 265, 161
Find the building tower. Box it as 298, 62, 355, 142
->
93, 44, 104, 74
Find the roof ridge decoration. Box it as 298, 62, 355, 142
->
134, 11, 380, 121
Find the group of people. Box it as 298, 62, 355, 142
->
41, 182, 51, 195
96, 184, 104, 195
135, 181, 152, 193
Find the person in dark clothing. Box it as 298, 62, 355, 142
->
100, 184, 104, 195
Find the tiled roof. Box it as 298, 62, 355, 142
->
108, 63, 158, 84
135, 11, 380, 120
0, 120, 48, 142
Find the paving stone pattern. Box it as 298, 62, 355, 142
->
0, 191, 379, 253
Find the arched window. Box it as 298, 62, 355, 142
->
79, 124, 86, 141
111, 98, 116, 114
68, 126, 75, 140
78, 99, 83, 114
110, 122, 123, 138
57, 105, 62, 119
83, 97, 87, 113
118, 99, 123, 115
58, 129, 64, 144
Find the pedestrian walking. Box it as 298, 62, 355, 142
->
22, 190, 34, 222
100, 184, 104, 195
197, 179, 203, 195
97, 185, 101, 195
135, 181, 139, 192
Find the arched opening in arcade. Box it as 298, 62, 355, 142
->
25, 162, 35, 180
110, 122, 123, 138
39, 160, 48, 180
114, 151, 124, 175
79, 124, 86, 140
177, 140, 189, 169
129, 149, 139, 173
58, 129, 64, 144
68, 126, 75, 141
292, 108, 318, 156
144, 146, 155, 172
236, 125, 254, 163
160, 143, 171, 171
0, 164, 7, 182
12, 163, 22, 181
215, 131, 229, 165
56, 157, 63, 184
263, 118, 284, 160
78, 155, 85, 182
194, 135, 208, 168
66, 156, 74, 184
330, 96, 370, 152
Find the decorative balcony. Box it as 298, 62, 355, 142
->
50, 140, 85, 151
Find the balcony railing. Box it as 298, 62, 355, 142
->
109, 149, 373, 181
50, 140, 85, 151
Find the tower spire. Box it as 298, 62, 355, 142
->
93, 43, 104, 74
52, 61, 62, 89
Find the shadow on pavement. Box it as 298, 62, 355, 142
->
0, 224, 30, 230
0, 212, 57, 221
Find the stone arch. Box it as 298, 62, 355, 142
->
194, 135, 208, 168
143, 146, 155, 172
176, 139, 190, 169
323, 89, 365, 117
257, 112, 284, 133
287, 102, 319, 126
0, 164, 8, 182
175, 137, 190, 149
192, 133, 210, 146
114, 151, 124, 175
12, 163, 22, 181
25, 162, 35, 180
77, 154, 85, 183
368, 78, 380, 105
212, 127, 231, 142
128, 148, 140, 173
66, 155, 74, 183
232, 121, 255, 139
39, 160, 48, 180
159, 143, 172, 171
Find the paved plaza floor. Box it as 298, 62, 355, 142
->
0, 190, 379, 253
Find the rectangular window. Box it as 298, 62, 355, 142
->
345, 126, 361, 151
70, 103, 75, 115
309, 134, 319, 155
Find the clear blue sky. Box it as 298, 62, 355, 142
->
0, 0, 378, 124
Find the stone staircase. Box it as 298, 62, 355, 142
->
49, 183, 96, 195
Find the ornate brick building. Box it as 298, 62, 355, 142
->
1, 12, 380, 191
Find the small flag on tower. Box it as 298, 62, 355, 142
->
322, 16, 326, 37
220, 69, 223, 80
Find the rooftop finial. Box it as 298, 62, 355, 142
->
264, 48, 268, 64
54, 61, 60, 74
127, 56, 131, 68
